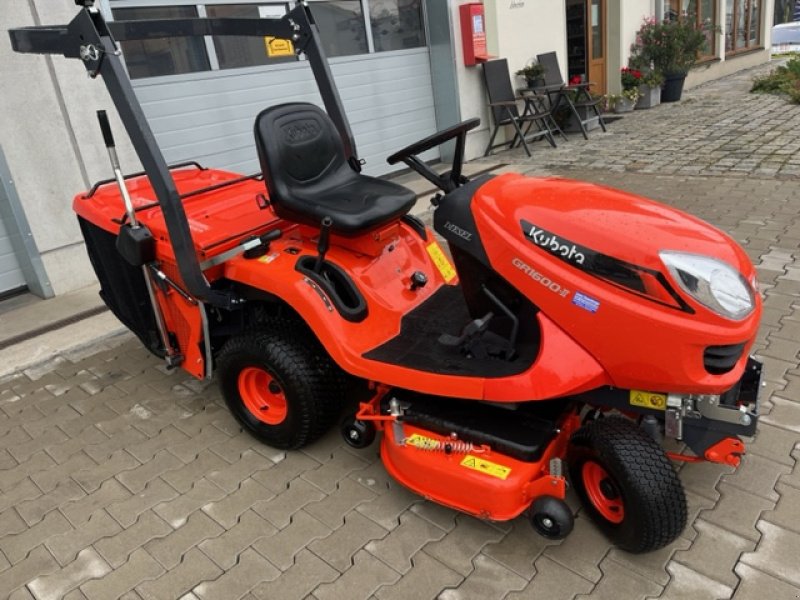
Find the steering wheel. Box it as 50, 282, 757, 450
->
386, 118, 481, 193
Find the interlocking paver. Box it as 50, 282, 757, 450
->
16, 479, 86, 526
250, 451, 319, 493
0, 452, 56, 492
422, 514, 505, 577
206, 449, 272, 493
312, 549, 400, 600
305, 477, 377, 529
80, 548, 164, 600
29, 452, 95, 493
252, 510, 331, 570
95, 510, 172, 569
672, 519, 755, 589
136, 548, 221, 600
0, 477, 42, 514
117, 450, 183, 494
542, 515, 612, 583
46, 509, 122, 566
653, 561, 733, 600
0, 546, 59, 598
367, 510, 447, 574
145, 511, 224, 570
160, 450, 228, 494
27, 548, 111, 600
107, 478, 180, 528
606, 535, 692, 587
0, 509, 72, 564
439, 553, 527, 600
253, 477, 325, 529
374, 551, 463, 600
577, 556, 664, 600
701, 483, 775, 543
197, 509, 278, 570
308, 510, 388, 572
482, 519, 560, 579
733, 563, 800, 600
506, 556, 594, 600
740, 520, 800, 587
154, 478, 227, 528
302, 449, 368, 494
72, 450, 139, 494
193, 548, 279, 600
250, 549, 338, 600
61, 479, 132, 527
202, 477, 274, 529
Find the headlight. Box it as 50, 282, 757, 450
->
660, 251, 754, 320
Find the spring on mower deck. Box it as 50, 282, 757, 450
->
402, 437, 486, 454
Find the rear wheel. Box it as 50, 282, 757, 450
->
567, 416, 687, 553
217, 331, 344, 449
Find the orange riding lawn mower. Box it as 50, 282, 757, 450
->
11, 1, 763, 553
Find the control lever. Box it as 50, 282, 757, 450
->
314, 216, 333, 274
97, 110, 182, 368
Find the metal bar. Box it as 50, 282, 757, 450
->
82, 161, 206, 199
106, 17, 295, 41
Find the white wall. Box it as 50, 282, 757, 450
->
1, 0, 139, 295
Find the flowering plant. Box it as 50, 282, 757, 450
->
569, 75, 583, 85
642, 70, 665, 87
621, 87, 641, 102
629, 16, 714, 76
620, 67, 643, 90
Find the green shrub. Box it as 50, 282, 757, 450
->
751, 57, 800, 104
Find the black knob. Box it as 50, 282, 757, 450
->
410, 271, 428, 291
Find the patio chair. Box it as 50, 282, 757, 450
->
535, 51, 606, 140
481, 58, 557, 157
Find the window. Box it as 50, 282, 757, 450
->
369, 0, 425, 52
308, 1, 369, 57
207, 4, 292, 70
112, 1, 427, 79
725, 0, 762, 54
663, 0, 717, 59
113, 6, 210, 78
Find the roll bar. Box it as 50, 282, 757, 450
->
9, 2, 356, 309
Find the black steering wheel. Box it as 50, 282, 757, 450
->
386, 118, 481, 193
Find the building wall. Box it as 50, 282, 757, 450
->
2, 0, 139, 296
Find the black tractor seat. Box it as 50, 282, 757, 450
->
254, 102, 416, 235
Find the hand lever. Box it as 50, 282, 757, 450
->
314, 216, 333, 274
97, 110, 139, 228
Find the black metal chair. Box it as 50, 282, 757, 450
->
535, 51, 606, 140
481, 59, 557, 157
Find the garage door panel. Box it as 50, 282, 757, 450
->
133, 48, 437, 176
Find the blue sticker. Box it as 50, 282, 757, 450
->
573, 291, 600, 313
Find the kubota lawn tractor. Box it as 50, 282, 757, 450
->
10, 0, 763, 553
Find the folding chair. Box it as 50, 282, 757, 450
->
535, 51, 606, 140
481, 59, 557, 157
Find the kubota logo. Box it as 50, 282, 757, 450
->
521, 220, 586, 265
444, 221, 473, 242
283, 119, 320, 144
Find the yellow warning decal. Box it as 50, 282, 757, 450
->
630, 390, 667, 411
460, 454, 512, 480
405, 433, 440, 450
264, 36, 295, 57
426, 242, 457, 283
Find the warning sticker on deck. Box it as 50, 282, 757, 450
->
426, 242, 457, 283
629, 390, 667, 410
460, 455, 511, 480
404, 433, 440, 450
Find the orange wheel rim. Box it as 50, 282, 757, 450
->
238, 367, 287, 425
582, 461, 625, 524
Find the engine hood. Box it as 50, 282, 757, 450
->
474, 173, 754, 278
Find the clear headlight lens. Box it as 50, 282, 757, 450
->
660, 251, 754, 320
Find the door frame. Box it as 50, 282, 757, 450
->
586, 0, 608, 95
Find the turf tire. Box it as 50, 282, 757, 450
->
217, 331, 344, 449
567, 416, 687, 553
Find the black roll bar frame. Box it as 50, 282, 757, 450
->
9, 1, 357, 310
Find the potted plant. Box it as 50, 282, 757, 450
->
614, 67, 642, 113
515, 62, 546, 88
611, 88, 641, 113
629, 17, 712, 102
636, 70, 664, 109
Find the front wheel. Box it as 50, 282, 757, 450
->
216, 331, 343, 449
567, 416, 687, 553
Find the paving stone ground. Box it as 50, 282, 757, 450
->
1, 61, 799, 599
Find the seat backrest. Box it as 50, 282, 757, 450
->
482, 59, 519, 125
536, 52, 564, 87
254, 102, 350, 218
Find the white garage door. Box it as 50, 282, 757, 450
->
109, 1, 438, 176
0, 212, 26, 296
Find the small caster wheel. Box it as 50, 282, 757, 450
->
341, 417, 376, 449
528, 495, 574, 540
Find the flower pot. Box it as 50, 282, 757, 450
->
661, 73, 686, 103
613, 96, 636, 113
636, 84, 661, 109
526, 76, 545, 89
